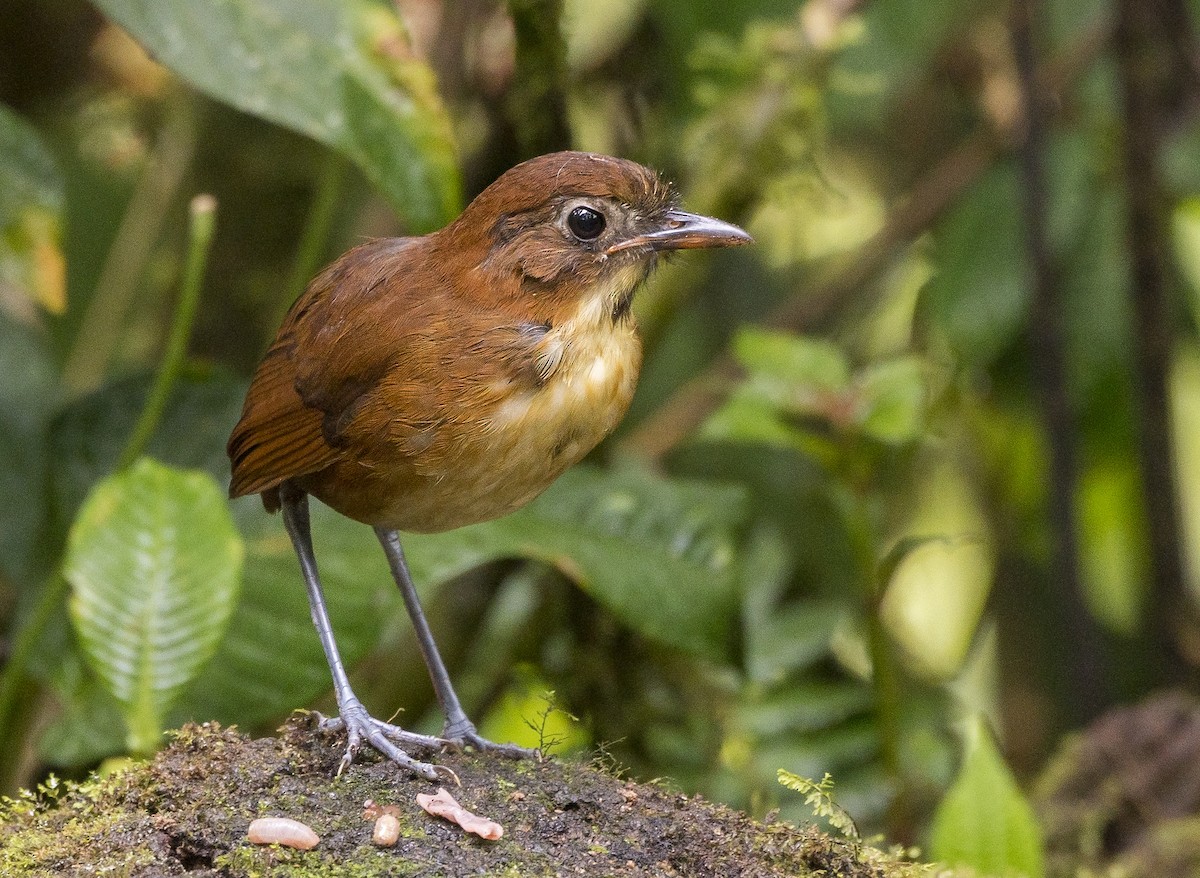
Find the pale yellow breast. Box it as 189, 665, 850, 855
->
486, 293, 641, 460
480, 287, 641, 473
375, 287, 643, 532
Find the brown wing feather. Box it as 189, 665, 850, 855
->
227, 342, 340, 500
228, 232, 571, 519
227, 238, 419, 502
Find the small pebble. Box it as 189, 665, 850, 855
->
373, 813, 401, 847
247, 816, 320, 850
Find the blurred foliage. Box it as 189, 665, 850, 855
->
2, 0, 1200, 871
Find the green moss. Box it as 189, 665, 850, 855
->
0, 797, 155, 874
0, 719, 937, 877
216, 844, 424, 878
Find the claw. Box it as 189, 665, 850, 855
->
433, 764, 462, 787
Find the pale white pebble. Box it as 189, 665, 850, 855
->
247, 816, 320, 850
372, 813, 401, 847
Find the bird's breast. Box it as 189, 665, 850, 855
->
486, 300, 642, 463
347, 290, 643, 533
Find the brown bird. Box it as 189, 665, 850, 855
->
227, 151, 751, 779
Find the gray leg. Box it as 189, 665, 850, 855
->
280, 485, 449, 780
375, 527, 535, 758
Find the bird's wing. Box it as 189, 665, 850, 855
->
227, 236, 545, 502
226, 238, 417, 500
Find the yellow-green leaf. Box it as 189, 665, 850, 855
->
931, 715, 1045, 878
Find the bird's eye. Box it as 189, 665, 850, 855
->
567, 206, 606, 241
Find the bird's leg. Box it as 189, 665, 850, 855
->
280, 485, 453, 781
375, 527, 535, 759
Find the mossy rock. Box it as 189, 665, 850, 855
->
0, 716, 931, 876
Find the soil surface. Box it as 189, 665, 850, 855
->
0, 716, 924, 877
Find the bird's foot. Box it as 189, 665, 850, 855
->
442, 716, 540, 760
314, 702, 459, 784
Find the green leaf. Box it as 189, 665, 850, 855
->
921, 162, 1026, 368
777, 771, 859, 840
699, 393, 817, 455
0, 104, 64, 314
741, 526, 849, 684
930, 715, 1045, 878
408, 465, 748, 660
880, 536, 993, 681
1076, 459, 1149, 635
740, 682, 872, 737
92, 0, 460, 230
756, 714, 880, 781
733, 327, 851, 399
63, 459, 243, 754
746, 600, 847, 685
855, 356, 926, 444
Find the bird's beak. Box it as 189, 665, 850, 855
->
606, 209, 753, 254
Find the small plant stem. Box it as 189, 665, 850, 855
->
117, 194, 218, 471
866, 599, 902, 777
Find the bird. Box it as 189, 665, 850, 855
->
226, 150, 752, 780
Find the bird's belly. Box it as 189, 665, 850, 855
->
316, 326, 642, 533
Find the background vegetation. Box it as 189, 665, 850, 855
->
2, 0, 1199, 874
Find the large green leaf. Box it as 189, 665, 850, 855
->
856, 356, 926, 445
931, 715, 1045, 878
880, 537, 993, 681
408, 465, 749, 661
63, 459, 243, 754
92, 0, 460, 230
732, 327, 851, 403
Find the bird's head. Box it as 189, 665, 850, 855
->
440, 151, 751, 321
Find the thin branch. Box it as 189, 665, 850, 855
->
118, 194, 218, 470
1012, 0, 1110, 721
